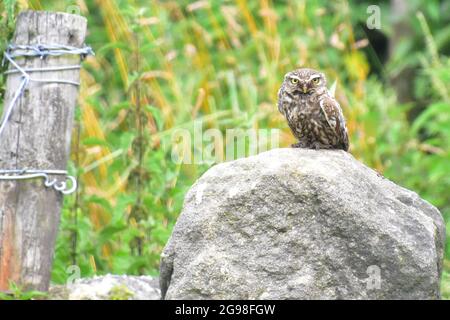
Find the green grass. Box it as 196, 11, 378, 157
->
442, 271, 450, 300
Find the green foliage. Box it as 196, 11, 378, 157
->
0, 281, 47, 300
0, 0, 448, 297
443, 270, 450, 300
108, 284, 134, 300
0, 0, 17, 100
383, 14, 450, 261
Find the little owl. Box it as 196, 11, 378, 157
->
277, 68, 349, 151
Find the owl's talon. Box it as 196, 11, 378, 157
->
291, 142, 307, 148
311, 142, 332, 150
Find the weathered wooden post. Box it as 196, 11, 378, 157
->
0, 11, 88, 291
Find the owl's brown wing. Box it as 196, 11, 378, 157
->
319, 96, 349, 151
277, 86, 286, 116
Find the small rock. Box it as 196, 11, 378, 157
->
49, 274, 160, 300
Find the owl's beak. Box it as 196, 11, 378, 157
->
302, 85, 309, 94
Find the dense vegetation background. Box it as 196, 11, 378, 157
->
1, 0, 449, 298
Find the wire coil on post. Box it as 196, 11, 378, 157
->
0, 169, 77, 195
0, 43, 94, 195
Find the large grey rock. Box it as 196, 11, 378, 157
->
49, 274, 160, 300
160, 148, 445, 300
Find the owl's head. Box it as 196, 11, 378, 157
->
282, 68, 327, 95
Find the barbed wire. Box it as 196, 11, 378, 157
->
0, 43, 94, 195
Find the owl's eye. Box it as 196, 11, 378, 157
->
290, 78, 299, 84
312, 77, 321, 85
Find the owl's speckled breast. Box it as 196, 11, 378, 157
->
283, 91, 341, 148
